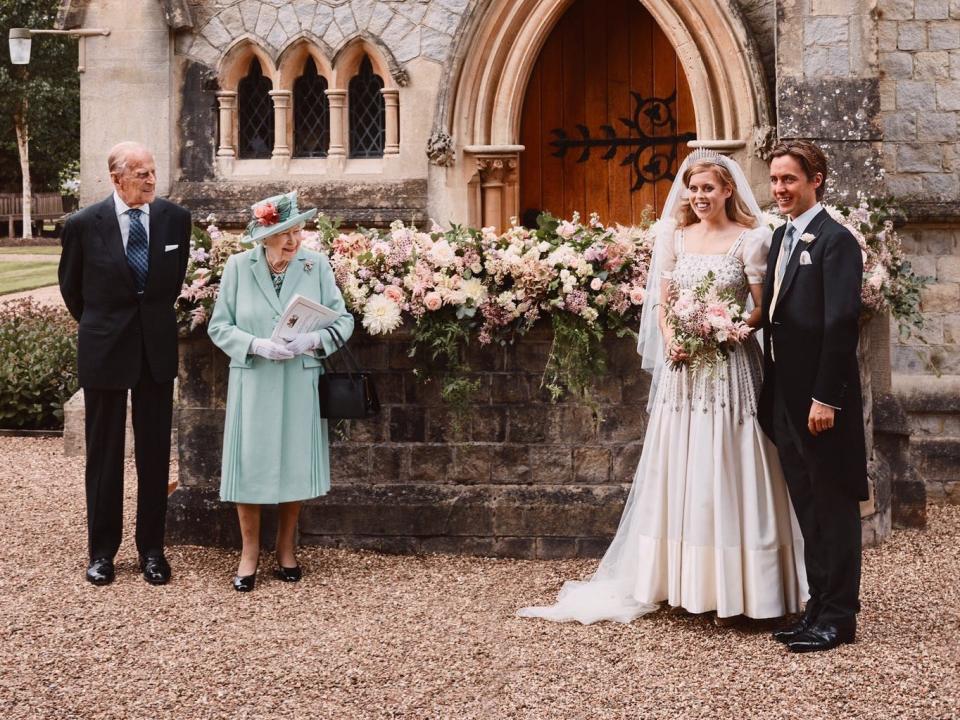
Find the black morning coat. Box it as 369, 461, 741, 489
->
58, 195, 192, 389
757, 208, 869, 501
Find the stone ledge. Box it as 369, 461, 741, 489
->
63, 387, 180, 458
893, 373, 960, 413
168, 483, 630, 559
910, 437, 960, 483
170, 179, 429, 228
898, 200, 960, 224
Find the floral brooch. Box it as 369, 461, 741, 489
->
800, 233, 816, 244
254, 202, 279, 226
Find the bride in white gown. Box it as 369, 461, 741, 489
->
519, 150, 806, 624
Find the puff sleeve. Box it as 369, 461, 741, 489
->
658, 229, 679, 280
739, 226, 772, 285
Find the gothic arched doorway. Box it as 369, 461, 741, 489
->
518, 0, 697, 226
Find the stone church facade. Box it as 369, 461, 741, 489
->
57, 0, 960, 515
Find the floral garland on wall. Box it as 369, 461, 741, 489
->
177, 199, 926, 415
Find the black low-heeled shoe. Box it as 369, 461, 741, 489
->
232, 572, 257, 592
275, 563, 302, 582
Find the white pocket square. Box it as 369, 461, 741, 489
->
799, 250, 812, 265
164, 244, 179, 252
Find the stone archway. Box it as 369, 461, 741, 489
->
440, 0, 773, 229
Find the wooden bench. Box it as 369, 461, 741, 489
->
0, 192, 68, 238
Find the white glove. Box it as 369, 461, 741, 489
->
284, 331, 323, 356
250, 338, 295, 360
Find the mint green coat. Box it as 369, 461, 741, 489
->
208, 245, 355, 504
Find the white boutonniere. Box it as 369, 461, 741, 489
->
304, 259, 315, 273
800, 233, 816, 244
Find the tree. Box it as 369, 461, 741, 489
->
0, 0, 79, 239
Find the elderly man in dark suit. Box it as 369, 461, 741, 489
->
758, 140, 867, 653
59, 141, 191, 586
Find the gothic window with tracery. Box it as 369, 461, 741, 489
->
293, 57, 330, 158
348, 56, 385, 158
237, 58, 274, 159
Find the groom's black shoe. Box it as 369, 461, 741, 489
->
772, 604, 818, 644
787, 620, 856, 653
85, 557, 115, 586
139, 554, 171, 585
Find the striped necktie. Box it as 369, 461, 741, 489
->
126, 208, 149, 293
777, 222, 796, 283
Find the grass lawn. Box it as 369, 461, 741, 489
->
0, 261, 60, 295
0, 245, 61, 256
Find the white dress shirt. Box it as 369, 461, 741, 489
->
113, 191, 151, 253
772, 202, 822, 291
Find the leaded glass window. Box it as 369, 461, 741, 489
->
349, 56, 385, 158
294, 58, 330, 158
238, 58, 274, 159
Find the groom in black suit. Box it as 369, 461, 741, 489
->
59, 142, 191, 586
758, 140, 867, 653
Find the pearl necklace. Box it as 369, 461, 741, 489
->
266, 254, 289, 274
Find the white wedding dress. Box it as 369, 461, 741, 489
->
519, 228, 807, 624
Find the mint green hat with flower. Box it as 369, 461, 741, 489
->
244, 190, 317, 243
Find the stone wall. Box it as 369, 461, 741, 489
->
875, 0, 960, 501
171, 326, 647, 558
878, 0, 960, 378
776, 0, 883, 202
169, 322, 898, 556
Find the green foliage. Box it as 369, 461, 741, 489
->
410, 311, 478, 434
0, 0, 80, 193
0, 298, 78, 429
542, 313, 606, 414
834, 197, 930, 338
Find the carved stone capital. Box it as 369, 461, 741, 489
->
475, 156, 518, 186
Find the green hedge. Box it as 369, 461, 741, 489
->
0, 299, 78, 429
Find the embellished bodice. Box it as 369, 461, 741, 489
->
671, 230, 749, 305
658, 229, 761, 420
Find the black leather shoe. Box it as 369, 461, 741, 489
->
787, 621, 856, 653
139, 554, 171, 585
275, 563, 302, 582
86, 557, 115, 586
232, 573, 256, 592
772, 604, 819, 644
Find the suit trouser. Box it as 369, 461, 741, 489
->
83, 357, 174, 560
772, 380, 861, 626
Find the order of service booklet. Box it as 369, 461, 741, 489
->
271, 294, 341, 342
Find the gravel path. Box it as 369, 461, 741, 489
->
1, 436, 957, 720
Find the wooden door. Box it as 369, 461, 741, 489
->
519, 0, 696, 226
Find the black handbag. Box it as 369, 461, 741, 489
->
317, 327, 380, 420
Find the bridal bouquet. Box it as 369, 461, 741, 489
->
663, 271, 752, 370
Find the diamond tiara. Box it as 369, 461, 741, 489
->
687, 147, 728, 166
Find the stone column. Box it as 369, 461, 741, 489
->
269, 90, 291, 172
215, 90, 237, 175
464, 145, 524, 232
326, 89, 347, 171
381, 88, 400, 156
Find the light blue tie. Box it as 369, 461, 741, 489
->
126, 208, 149, 294
778, 222, 796, 283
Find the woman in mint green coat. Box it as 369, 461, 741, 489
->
208, 191, 354, 592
